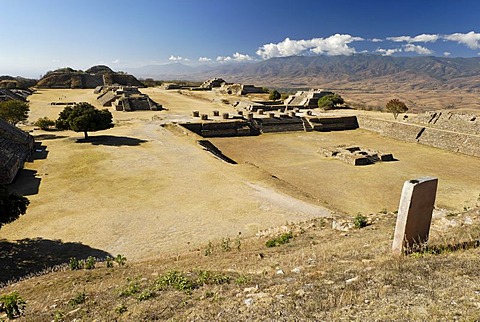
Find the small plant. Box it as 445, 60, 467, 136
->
84, 256, 96, 269
68, 291, 86, 307
380, 208, 388, 214
69, 257, 83, 270
354, 213, 368, 229
119, 280, 141, 297
157, 271, 195, 294
138, 289, 156, 301
0, 291, 26, 319
52, 310, 65, 322
115, 303, 128, 314
221, 237, 231, 252
204, 241, 213, 256
197, 270, 230, 286
105, 256, 114, 268
266, 232, 293, 247
235, 275, 250, 285
235, 232, 242, 251
115, 254, 127, 266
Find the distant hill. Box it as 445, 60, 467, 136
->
37, 65, 144, 88
127, 56, 480, 91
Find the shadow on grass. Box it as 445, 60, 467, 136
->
76, 135, 148, 146
33, 133, 68, 140
408, 239, 480, 256
0, 238, 112, 285
8, 169, 41, 196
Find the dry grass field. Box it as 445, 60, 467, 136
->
1, 87, 480, 320
3, 88, 479, 262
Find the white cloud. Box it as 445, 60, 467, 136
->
443, 31, 480, 49
256, 34, 363, 59
404, 44, 433, 55
443, 52, 451, 57
112, 59, 120, 64
370, 38, 383, 42
216, 52, 254, 62
375, 48, 402, 56
198, 57, 212, 62
169, 55, 189, 62
387, 34, 439, 43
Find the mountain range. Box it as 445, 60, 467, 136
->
125, 55, 480, 91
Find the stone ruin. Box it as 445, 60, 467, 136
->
96, 86, 162, 111
319, 145, 395, 166
200, 78, 226, 89
0, 88, 30, 102
199, 78, 265, 95
284, 89, 334, 108
0, 118, 34, 184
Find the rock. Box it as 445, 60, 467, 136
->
332, 220, 354, 232
291, 267, 302, 274
244, 286, 258, 293
276, 269, 285, 275
346, 276, 359, 284
244, 298, 254, 306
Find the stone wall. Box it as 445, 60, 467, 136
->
357, 116, 480, 157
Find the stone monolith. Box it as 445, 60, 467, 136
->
392, 177, 438, 255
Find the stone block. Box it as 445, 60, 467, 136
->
392, 177, 438, 255
213, 110, 219, 116
192, 111, 200, 117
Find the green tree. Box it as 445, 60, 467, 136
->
317, 94, 344, 110
269, 90, 281, 101
0, 100, 29, 125
56, 102, 113, 139
0, 185, 29, 229
385, 99, 408, 119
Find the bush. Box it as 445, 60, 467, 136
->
0, 291, 26, 319
266, 232, 293, 247
34, 117, 55, 130
354, 214, 368, 229
269, 90, 281, 101
317, 94, 344, 110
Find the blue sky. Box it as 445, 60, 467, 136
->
1, 0, 480, 77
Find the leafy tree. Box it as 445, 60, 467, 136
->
0, 185, 29, 229
317, 94, 344, 110
269, 90, 281, 101
0, 100, 29, 125
56, 102, 113, 139
385, 99, 408, 119
34, 117, 55, 130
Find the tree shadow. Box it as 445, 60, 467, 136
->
0, 238, 112, 285
76, 135, 148, 146
8, 169, 41, 196
33, 133, 68, 140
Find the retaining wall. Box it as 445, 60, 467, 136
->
357, 116, 480, 157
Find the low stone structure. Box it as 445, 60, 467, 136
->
96, 86, 162, 111
284, 89, 334, 108
199, 78, 226, 89
0, 88, 29, 102
319, 145, 395, 166
0, 118, 34, 184
180, 120, 258, 137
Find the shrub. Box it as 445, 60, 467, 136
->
68, 292, 86, 307
34, 117, 55, 130
0, 291, 26, 319
84, 256, 96, 269
69, 257, 83, 270
354, 213, 368, 229
115, 254, 127, 266
266, 232, 293, 247
157, 271, 195, 294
